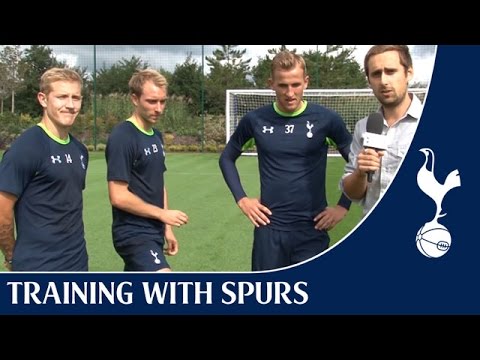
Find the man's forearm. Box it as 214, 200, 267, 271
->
0, 221, 15, 261
342, 170, 368, 201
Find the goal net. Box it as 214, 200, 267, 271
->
226, 88, 427, 155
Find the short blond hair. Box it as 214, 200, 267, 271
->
271, 50, 307, 78
129, 69, 168, 97
40, 67, 83, 95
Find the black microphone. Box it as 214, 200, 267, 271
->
363, 113, 386, 183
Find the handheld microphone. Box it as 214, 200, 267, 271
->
363, 113, 386, 183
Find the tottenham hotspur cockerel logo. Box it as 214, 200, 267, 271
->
415, 148, 461, 258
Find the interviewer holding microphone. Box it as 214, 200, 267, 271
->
340, 45, 423, 217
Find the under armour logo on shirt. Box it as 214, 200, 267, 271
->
50, 154, 75, 164
262, 126, 274, 134
51, 155, 61, 164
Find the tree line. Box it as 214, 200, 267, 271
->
0, 45, 370, 117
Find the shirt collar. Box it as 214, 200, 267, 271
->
406, 93, 423, 120
377, 92, 424, 125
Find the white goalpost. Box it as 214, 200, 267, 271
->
225, 88, 427, 156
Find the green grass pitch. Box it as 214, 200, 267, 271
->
1, 152, 362, 272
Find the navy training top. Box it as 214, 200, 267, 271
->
219, 101, 352, 230
0, 125, 88, 271
105, 120, 167, 244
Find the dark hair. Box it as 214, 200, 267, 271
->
364, 45, 412, 77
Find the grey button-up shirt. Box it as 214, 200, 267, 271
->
340, 94, 424, 217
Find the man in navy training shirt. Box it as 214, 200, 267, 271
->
219, 50, 352, 271
0, 67, 89, 271
106, 69, 189, 272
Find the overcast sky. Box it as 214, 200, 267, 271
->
17, 45, 436, 84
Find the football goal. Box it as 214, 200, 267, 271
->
226, 88, 427, 155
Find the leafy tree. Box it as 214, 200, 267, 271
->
267, 45, 297, 55
158, 67, 173, 85
15, 45, 65, 116
169, 54, 203, 114
95, 56, 149, 95
304, 45, 367, 88
252, 45, 367, 90
206, 45, 251, 73
251, 46, 297, 88
0, 45, 24, 113
205, 45, 253, 114
251, 55, 271, 89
